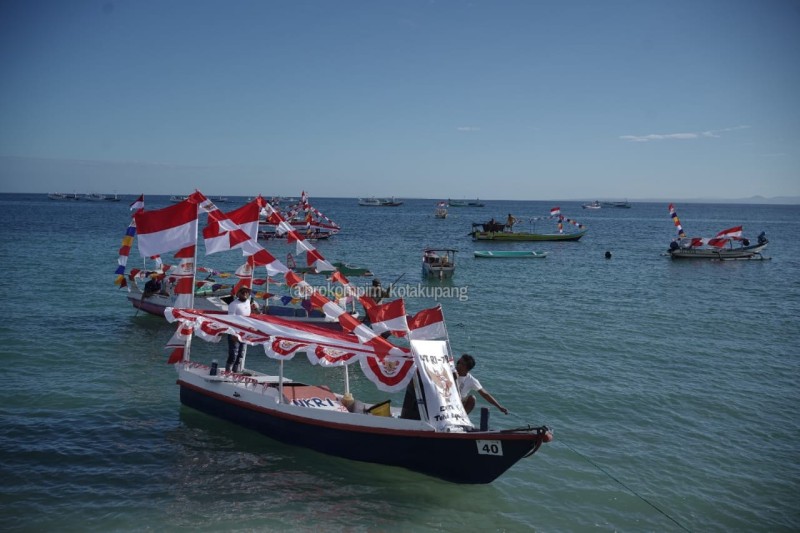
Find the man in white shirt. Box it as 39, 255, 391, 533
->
225, 286, 254, 372
456, 354, 509, 415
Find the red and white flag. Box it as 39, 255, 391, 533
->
715, 226, 743, 239
129, 194, 144, 213
367, 298, 409, 337
408, 305, 447, 340
203, 198, 261, 254
550, 206, 561, 216
134, 199, 198, 257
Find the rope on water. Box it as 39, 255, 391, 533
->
557, 436, 692, 533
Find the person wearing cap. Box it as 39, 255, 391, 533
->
225, 286, 253, 372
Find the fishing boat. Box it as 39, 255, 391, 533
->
164, 308, 552, 484
170, 195, 188, 203
434, 202, 448, 219
448, 199, 484, 207
473, 251, 548, 259
85, 193, 107, 201
666, 204, 769, 260
471, 223, 587, 241
126, 271, 230, 316
48, 192, 80, 200
582, 201, 601, 209
422, 248, 456, 278
358, 197, 404, 207
471, 208, 586, 242
601, 200, 631, 208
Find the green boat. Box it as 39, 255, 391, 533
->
470, 218, 587, 241
473, 251, 548, 258
471, 228, 587, 241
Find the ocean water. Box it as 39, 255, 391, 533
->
1, 193, 798, 532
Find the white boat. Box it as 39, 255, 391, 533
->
422, 248, 456, 278
582, 201, 601, 209
169, 195, 188, 203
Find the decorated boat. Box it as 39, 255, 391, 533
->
259, 192, 341, 240
116, 195, 344, 324
667, 204, 769, 260
123, 191, 551, 483
471, 208, 587, 241
422, 248, 456, 278
166, 309, 552, 484
473, 251, 548, 259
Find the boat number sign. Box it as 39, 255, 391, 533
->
476, 440, 504, 456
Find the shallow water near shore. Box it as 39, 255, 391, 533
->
1, 193, 798, 531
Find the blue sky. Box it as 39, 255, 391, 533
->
1, 0, 798, 200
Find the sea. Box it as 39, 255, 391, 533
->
1, 193, 798, 532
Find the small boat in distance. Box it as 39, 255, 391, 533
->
48, 192, 80, 200
582, 201, 601, 209
448, 198, 484, 207
169, 195, 188, 203
434, 201, 448, 219
473, 251, 548, 259
601, 200, 631, 208
422, 248, 456, 278
358, 197, 404, 206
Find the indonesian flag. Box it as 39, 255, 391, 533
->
408, 305, 447, 340
203, 199, 261, 254
129, 194, 144, 213
550, 206, 561, 216
249, 249, 289, 277
715, 226, 743, 239
134, 199, 198, 257
707, 237, 730, 248
367, 298, 409, 337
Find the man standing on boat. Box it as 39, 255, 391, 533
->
456, 354, 509, 415
505, 213, 518, 232
225, 286, 254, 372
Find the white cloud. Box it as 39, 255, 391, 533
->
457, 126, 481, 132
621, 125, 750, 142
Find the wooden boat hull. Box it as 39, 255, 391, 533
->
668, 243, 768, 260
177, 365, 550, 484
422, 264, 455, 278
473, 251, 548, 258
472, 229, 586, 241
